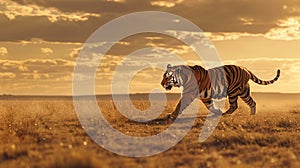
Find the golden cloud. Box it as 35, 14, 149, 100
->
106, 0, 126, 3
150, 0, 184, 8
0, 47, 8, 56
0, 0, 100, 22
239, 17, 254, 25
0, 59, 75, 74
19, 38, 82, 46
166, 26, 299, 41
40, 47, 53, 55
0, 72, 16, 79
69, 47, 82, 59
265, 17, 300, 40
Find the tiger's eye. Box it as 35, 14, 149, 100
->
167, 71, 173, 77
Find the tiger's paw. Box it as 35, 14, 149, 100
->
207, 112, 222, 118
212, 110, 223, 116
222, 112, 232, 116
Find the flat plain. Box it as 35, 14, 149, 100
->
0, 93, 299, 168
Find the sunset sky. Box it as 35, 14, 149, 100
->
0, 0, 300, 95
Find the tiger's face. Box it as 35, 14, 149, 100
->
161, 64, 182, 90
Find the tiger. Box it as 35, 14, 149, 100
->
161, 64, 280, 118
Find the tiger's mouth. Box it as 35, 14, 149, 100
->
165, 85, 172, 90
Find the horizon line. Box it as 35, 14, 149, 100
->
1, 92, 300, 97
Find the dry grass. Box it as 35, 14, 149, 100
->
0, 94, 300, 168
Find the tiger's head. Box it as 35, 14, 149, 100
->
161, 64, 183, 90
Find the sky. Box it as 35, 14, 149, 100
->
0, 0, 300, 95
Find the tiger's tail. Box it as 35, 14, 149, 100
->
248, 69, 280, 85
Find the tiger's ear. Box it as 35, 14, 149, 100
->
167, 64, 172, 70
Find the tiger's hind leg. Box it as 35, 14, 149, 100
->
239, 83, 256, 115
223, 95, 238, 115
201, 98, 223, 116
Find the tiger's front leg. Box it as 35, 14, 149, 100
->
201, 98, 223, 116
166, 99, 181, 119
166, 94, 197, 120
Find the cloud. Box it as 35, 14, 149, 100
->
0, 47, 8, 56
239, 17, 254, 25
265, 17, 300, 40
205, 32, 262, 41
160, 28, 299, 42
1, 0, 300, 42
0, 72, 16, 79
0, 58, 74, 94
145, 40, 191, 54
0, 0, 100, 22
19, 38, 82, 45
69, 47, 82, 59
282, 4, 300, 14
0, 59, 75, 74
40, 47, 53, 55
106, 0, 126, 3
150, 0, 184, 8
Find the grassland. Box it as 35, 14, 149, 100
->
0, 93, 300, 168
